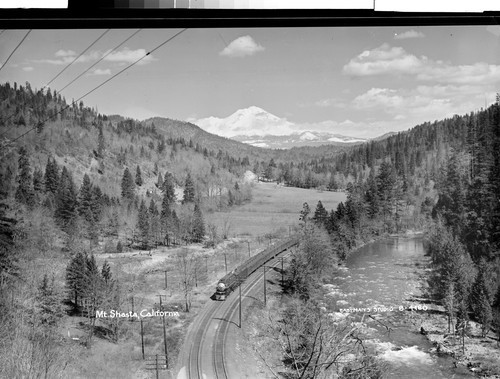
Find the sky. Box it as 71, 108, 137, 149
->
1, 25, 500, 138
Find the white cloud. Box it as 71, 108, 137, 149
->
343, 43, 500, 85
54, 49, 76, 57
343, 44, 424, 76
33, 48, 154, 66
22, 66, 34, 72
220, 36, 265, 58
89, 68, 111, 75
394, 30, 425, 40
104, 48, 155, 65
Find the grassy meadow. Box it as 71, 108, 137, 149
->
209, 182, 347, 238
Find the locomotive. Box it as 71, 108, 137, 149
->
214, 238, 298, 301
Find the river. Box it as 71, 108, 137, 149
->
324, 236, 474, 379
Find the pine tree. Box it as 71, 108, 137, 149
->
101, 260, 112, 284
116, 240, 123, 253
161, 172, 176, 203
36, 274, 63, 326
121, 167, 135, 200
137, 199, 149, 248
156, 172, 163, 188
15, 146, 35, 207
33, 167, 44, 193
44, 156, 59, 194
470, 259, 493, 337
55, 166, 78, 231
97, 124, 105, 158
78, 173, 94, 222
192, 203, 205, 243
91, 185, 103, 222
135, 165, 143, 187
66, 252, 86, 308
312, 200, 328, 225
182, 172, 195, 204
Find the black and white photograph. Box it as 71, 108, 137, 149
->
1, 17, 500, 379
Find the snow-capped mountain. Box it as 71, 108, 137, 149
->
190, 106, 368, 149
191, 106, 295, 138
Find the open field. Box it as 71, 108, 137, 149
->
209, 182, 346, 238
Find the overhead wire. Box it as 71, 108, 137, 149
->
43, 29, 110, 89
0, 30, 31, 74
58, 29, 142, 93
8, 28, 188, 145
0, 28, 142, 138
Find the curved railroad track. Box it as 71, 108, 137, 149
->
212, 250, 293, 379
179, 238, 297, 379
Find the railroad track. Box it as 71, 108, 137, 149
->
212, 251, 292, 379
182, 239, 297, 379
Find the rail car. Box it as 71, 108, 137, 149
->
214, 238, 298, 301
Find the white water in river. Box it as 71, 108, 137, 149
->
324, 237, 474, 379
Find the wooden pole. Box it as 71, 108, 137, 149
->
224, 253, 227, 274
140, 319, 145, 359
247, 241, 250, 257
164, 270, 168, 289
239, 280, 242, 328
263, 266, 267, 306
281, 257, 284, 285
162, 315, 169, 368
155, 354, 159, 379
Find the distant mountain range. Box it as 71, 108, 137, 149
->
190, 106, 392, 149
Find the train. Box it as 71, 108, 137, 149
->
214, 238, 299, 301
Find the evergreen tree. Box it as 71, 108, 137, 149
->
101, 260, 112, 284
78, 173, 94, 222
65, 252, 86, 308
312, 200, 328, 225
91, 185, 103, 222
33, 167, 44, 193
116, 240, 123, 253
148, 198, 158, 217
156, 172, 163, 188
137, 199, 149, 248
36, 274, 63, 326
55, 166, 78, 231
97, 124, 105, 158
365, 168, 379, 219
192, 203, 205, 243
161, 172, 176, 203
15, 146, 35, 207
44, 156, 59, 194
470, 259, 493, 337
182, 172, 195, 204
135, 165, 143, 187
121, 167, 135, 200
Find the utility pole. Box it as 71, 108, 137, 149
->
263, 266, 267, 306
164, 269, 168, 289
280, 257, 284, 285
247, 240, 250, 258
157, 294, 166, 311
140, 318, 145, 359
224, 252, 227, 274
204, 256, 208, 274
162, 314, 169, 368
239, 278, 242, 328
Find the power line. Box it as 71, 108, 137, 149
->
43, 29, 110, 89
0, 30, 31, 74
9, 28, 188, 145
0, 29, 142, 136
59, 29, 142, 93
